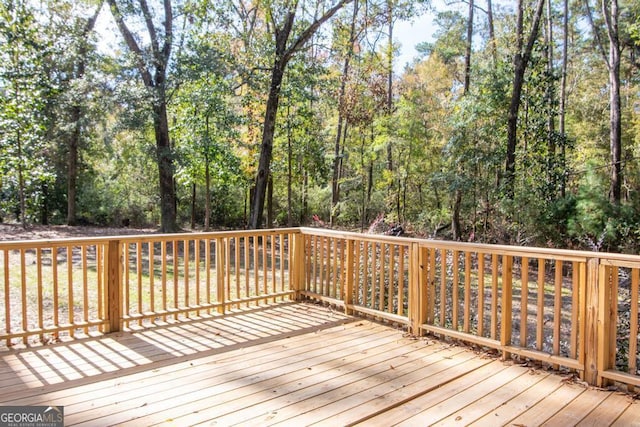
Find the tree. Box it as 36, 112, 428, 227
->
504, 0, 545, 199
584, 0, 622, 204
248, 0, 353, 229
0, 0, 53, 227
64, 1, 103, 225
107, 0, 179, 232
331, 0, 360, 225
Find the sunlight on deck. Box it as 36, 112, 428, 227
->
2, 302, 639, 426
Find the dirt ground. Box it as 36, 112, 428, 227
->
0, 223, 160, 241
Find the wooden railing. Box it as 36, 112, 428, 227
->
1, 227, 638, 390
0, 229, 302, 346
298, 228, 640, 390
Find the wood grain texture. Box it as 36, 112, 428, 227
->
1, 302, 635, 427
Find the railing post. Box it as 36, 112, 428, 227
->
409, 242, 425, 335
500, 255, 513, 360
344, 239, 354, 315
596, 262, 616, 387
291, 232, 306, 301
105, 239, 122, 333
583, 257, 600, 385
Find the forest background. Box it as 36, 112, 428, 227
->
0, 0, 639, 253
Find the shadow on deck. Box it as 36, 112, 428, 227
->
1, 302, 638, 426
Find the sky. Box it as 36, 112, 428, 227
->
394, 12, 436, 72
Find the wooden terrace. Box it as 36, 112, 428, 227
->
2, 228, 640, 425
2, 302, 639, 426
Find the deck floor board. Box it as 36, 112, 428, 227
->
1, 302, 638, 427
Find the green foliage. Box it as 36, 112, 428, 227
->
567, 163, 616, 250
0, 0, 56, 224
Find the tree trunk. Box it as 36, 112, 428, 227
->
606, 0, 622, 204
487, 0, 497, 64
191, 183, 196, 230
287, 105, 293, 227
452, 0, 474, 240
331, 1, 359, 226
204, 126, 211, 231
17, 128, 26, 229
249, 1, 352, 228
67, 4, 102, 226
249, 61, 285, 229
545, 0, 557, 197
559, 0, 569, 197
267, 175, 274, 228
108, 0, 178, 232
386, 0, 395, 208
584, 0, 622, 203
153, 101, 178, 232
505, 0, 545, 199
464, 0, 474, 94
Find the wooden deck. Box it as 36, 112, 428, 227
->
1, 302, 638, 427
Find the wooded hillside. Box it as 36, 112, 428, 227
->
0, 0, 639, 252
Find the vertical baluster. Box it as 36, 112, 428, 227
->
440, 249, 447, 328
67, 246, 74, 337
388, 245, 395, 314
37, 248, 43, 342
161, 241, 167, 321
20, 249, 27, 343
371, 243, 377, 309
609, 266, 619, 375
236, 237, 241, 302
308, 236, 314, 293
490, 254, 498, 340
464, 252, 471, 333
244, 237, 250, 305
379, 244, 385, 312
477, 252, 485, 337
173, 240, 179, 319
362, 241, 369, 307
452, 250, 459, 331
137, 241, 143, 325
570, 261, 579, 360
553, 260, 563, 366
279, 234, 285, 296
629, 269, 639, 391
97, 244, 104, 329
216, 237, 225, 313
501, 255, 513, 360
195, 239, 200, 315
271, 235, 277, 300
253, 236, 259, 299
149, 242, 155, 318
537, 259, 546, 351
521, 257, 529, 348
206, 239, 212, 312
2, 249, 9, 346
427, 248, 436, 325
226, 237, 232, 302
83, 245, 89, 333
336, 238, 340, 298
124, 243, 130, 325
184, 239, 190, 316
52, 248, 59, 337
262, 235, 268, 297
398, 245, 405, 316
319, 237, 325, 295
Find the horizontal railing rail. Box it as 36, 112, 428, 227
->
1, 226, 638, 390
